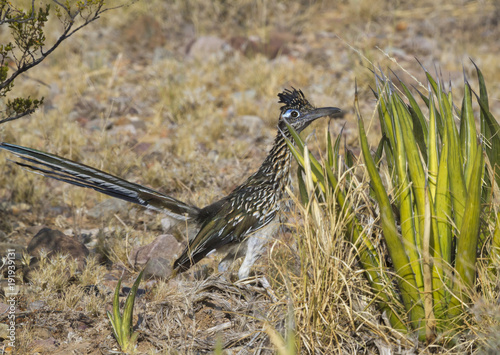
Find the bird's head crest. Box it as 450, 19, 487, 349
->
278, 88, 313, 112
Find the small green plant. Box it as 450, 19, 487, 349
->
0, 0, 122, 124
107, 270, 144, 353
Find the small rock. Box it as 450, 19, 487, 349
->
109, 123, 137, 137
395, 21, 408, 32
103, 271, 120, 282
101, 272, 120, 293
144, 279, 157, 290
129, 234, 183, 267
77, 228, 100, 244
186, 36, 231, 61
304, 47, 332, 67
48, 205, 68, 216
83, 285, 101, 296
0, 279, 22, 297
27, 228, 89, 271
64, 228, 106, 249
143, 257, 173, 280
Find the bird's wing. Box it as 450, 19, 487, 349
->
0, 143, 200, 220
173, 194, 277, 272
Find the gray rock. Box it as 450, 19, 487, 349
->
27, 228, 89, 271
143, 257, 173, 280
129, 234, 183, 267
186, 35, 231, 61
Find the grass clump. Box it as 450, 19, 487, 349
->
26, 254, 108, 313
285, 60, 500, 349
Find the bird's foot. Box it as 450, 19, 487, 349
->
235, 274, 278, 302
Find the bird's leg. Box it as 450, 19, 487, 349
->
217, 242, 248, 274
237, 228, 275, 280
237, 219, 281, 280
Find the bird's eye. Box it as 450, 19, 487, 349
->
282, 109, 301, 120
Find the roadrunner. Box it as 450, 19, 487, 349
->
0, 88, 340, 279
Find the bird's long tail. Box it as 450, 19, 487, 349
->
0, 143, 200, 221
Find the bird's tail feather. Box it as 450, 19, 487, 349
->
0, 143, 200, 220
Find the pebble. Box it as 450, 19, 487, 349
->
129, 234, 183, 268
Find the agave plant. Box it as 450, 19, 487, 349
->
107, 270, 143, 353
286, 62, 500, 344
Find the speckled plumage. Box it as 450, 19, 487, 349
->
0, 88, 340, 279
173, 88, 340, 278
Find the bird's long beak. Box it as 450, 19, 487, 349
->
303, 107, 341, 123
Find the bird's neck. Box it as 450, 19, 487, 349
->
256, 126, 293, 190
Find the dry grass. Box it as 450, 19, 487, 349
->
268, 167, 396, 354
1, 0, 500, 353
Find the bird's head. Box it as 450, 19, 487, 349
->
277, 88, 340, 133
